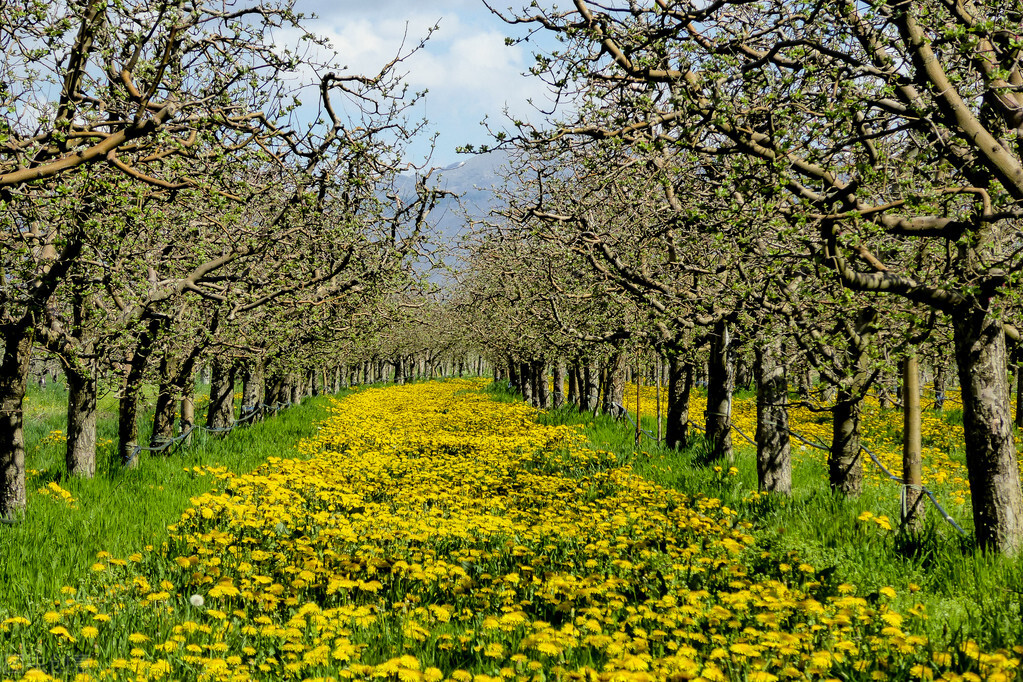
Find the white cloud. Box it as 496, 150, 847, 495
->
292, 2, 555, 162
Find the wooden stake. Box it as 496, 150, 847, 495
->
635, 364, 642, 447
902, 354, 924, 532
656, 358, 662, 442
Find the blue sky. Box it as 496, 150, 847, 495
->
296, 0, 554, 166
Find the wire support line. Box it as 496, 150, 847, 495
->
121, 400, 294, 466
681, 412, 968, 538
858, 442, 969, 537
610, 402, 658, 441
731, 422, 756, 447
786, 429, 830, 452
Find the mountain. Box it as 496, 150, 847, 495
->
394, 150, 510, 244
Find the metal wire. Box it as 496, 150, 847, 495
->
121, 400, 293, 465
678, 406, 968, 537
611, 402, 658, 440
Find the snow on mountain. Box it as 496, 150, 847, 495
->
392, 150, 510, 243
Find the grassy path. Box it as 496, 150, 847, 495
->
1, 380, 1020, 681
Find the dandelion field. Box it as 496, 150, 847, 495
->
1, 383, 335, 620
3, 379, 1022, 681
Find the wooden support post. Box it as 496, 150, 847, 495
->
635, 365, 642, 447
902, 354, 924, 532
656, 359, 662, 442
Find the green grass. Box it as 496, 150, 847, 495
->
498, 382, 1023, 653
2, 380, 346, 617
7, 377, 1022, 656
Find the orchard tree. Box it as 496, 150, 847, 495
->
494, 0, 1023, 553
0, 0, 431, 518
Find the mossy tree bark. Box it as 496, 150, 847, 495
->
241, 359, 263, 419
532, 358, 549, 409
584, 362, 600, 413
755, 338, 791, 495
829, 390, 864, 496
567, 363, 580, 405
705, 320, 734, 463
0, 327, 33, 518
552, 360, 566, 408
520, 361, 533, 404
954, 313, 1023, 554
206, 356, 236, 432
65, 362, 98, 477
151, 353, 182, 448
507, 356, 520, 393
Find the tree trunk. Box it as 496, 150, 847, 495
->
290, 375, 302, 405
934, 362, 948, 411
598, 362, 609, 410
151, 353, 180, 448
532, 359, 549, 409
0, 327, 33, 518
65, 362, 98, 478
755, 339, 791, 495
119, 316, 162, 468
655, 359, 663, 441
62, 276, 99, 477
735, 357, 752, 391
264, 374, 282, 408
829, 390, 863, 495
794, 364, 810, 399
602, 351, 626, 416
241, 360, 263, 422
578, 363, 591, 411
953, 314, 1023, 554
705, 320, 734, 463
877, 375, 892, 410
507, 356, 520, 393
567, 364, 579, 405
666, 356, 693, 450
395, 357, 405, 385
552, 360, 566, 408
584, 362, 600, 413
206, 356, 236, 432
520, 361, 533, 404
